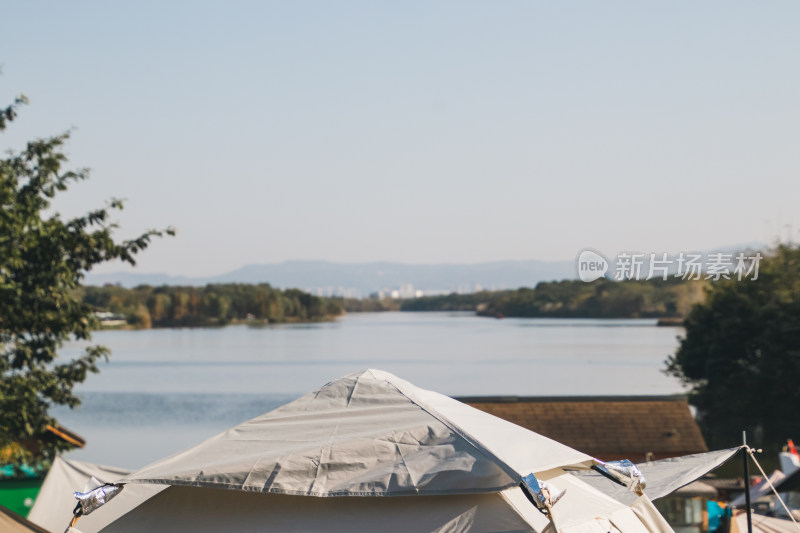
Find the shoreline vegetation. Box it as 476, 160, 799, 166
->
400, 278, 708, 319
83, 278, 708, 330
81, 284, 344, 329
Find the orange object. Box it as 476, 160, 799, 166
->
789, 439, 799, 456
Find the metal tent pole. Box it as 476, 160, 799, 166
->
743, 431, 753, 533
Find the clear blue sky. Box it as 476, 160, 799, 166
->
2, 1, 798, 276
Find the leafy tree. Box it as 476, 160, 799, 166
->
0, 93, 172, 467
666, 246, 800, 449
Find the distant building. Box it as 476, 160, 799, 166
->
304, 287, 361, 298
459, 394, 707, 462
396, 284, 416, 299
93, 312, 127, 327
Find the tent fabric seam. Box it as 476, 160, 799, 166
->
125, 477, 518, 497
387, 429, 420, 491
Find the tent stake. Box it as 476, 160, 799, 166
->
742, 431, 752, 533
64, 502, 81, 532
544, 502, 560, 533
65, 514, 79, 531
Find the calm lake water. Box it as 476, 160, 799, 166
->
54, 312, 686, 468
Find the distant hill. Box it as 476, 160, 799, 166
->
84, 259, 575, 296
85, 242, 768, 296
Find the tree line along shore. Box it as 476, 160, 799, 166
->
81, 284, 343, 328
400, 277, 708, 318
83, 277, 709, 329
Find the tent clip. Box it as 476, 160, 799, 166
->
520, 473, 566, 515
66, 483, 125, 530
594, 459, 646, 495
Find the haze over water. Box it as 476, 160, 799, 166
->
55, 312, 684, 467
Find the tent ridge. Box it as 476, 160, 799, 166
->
377, 373, 523, 485
308, 446, 328, 494
344, 372, 364, 407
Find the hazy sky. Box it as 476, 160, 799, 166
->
2, 1, 798, 276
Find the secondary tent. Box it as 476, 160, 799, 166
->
0, 504, 49, 533
27, 457, 164, 533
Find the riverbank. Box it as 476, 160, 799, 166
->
400, 278, 707, 319
86, 277, 708, 329
83, 283, 343, 329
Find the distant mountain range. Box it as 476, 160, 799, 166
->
84, 259, 575, 296
85, 242, 768, 297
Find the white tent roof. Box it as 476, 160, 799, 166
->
123, 369, 594, 496
76, 369, 682, 532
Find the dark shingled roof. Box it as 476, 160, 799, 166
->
459, 395, 707, 463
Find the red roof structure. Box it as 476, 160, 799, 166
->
460, 395, 707, 462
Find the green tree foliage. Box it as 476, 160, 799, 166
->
331, 297, 400, 313
401, 278, 707, 318
0, 94, 29, 131
400, 292, 492, 312
666, 246, 800, 449
481, 278, 707, 318
81, 283, 343, 327
0, 94, 172, 466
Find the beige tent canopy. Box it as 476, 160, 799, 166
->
28, 464, 669, 533
36, 451, 733, 533
27, 458, 656, 533
101, 480, 672, 533
65, 369, 672, 532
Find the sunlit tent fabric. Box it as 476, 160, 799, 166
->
98, 482, 674, 533
88, 369, 676, 532
574, 447, 741, 504
102, 485, 548, 532
26, 457, 164, 533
